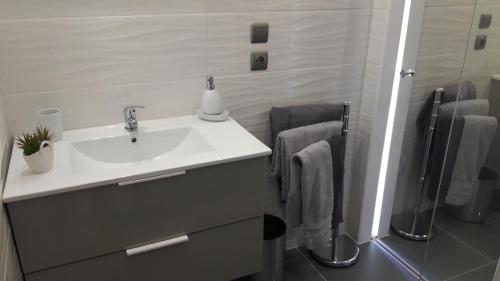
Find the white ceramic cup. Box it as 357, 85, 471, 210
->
37, 108, 63, 141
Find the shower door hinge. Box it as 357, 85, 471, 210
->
400, 68, 416, 78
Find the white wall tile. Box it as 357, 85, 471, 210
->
216, 64, 364, 129
0, 15, 208, 96
4, 78, 205, 136
373, 0, 391, 10
207, 0, 371, 13
0, 0, 208, 19
286, 10, 370, 70
412, 53, 466, 105
425, 0, 475, 7
209, 10, 370, 76
417, 6, 474, 57
0, 0, 373, 19
367, 9, 388, 65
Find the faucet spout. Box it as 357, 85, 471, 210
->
123, 105, 145, 131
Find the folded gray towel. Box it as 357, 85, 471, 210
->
271, 121, 343, 202
270, 103, 344, 147
428, 99, 490, 201
288, 140, 333, 249
417, 80, 476, 135
446, 115, 497, 206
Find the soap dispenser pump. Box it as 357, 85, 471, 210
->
201, 75, 223, 115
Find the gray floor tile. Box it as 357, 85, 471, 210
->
303, 242, 417, 281
446, 262, 497, 281
382, 229, 490, 281
490, 191, 500, 214
284, 254, 325, 281
285, 248, 304, 262
435, 211, 500, 261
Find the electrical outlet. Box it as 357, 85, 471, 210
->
475, 35, 487, 50
251, 51, 268, 71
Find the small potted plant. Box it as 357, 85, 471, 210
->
16, 127, 54, 173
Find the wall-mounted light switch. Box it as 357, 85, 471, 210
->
251, 23, 269, 44
251, 51, 268, 71
479, 14, 492, 29
475, 35, 487, 50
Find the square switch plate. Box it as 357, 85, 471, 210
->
475, 35, 487, 50
251, 51, 268, 71
251, 23, 269, 44
479, 14, 492, 29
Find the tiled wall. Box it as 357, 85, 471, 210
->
0, 88, 22, 281
393, 0, 500, 214
344, 0, 390, 240
0, 0, 375, 244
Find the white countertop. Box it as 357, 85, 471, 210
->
3, 115, 271, 203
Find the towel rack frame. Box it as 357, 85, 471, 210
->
390, 88, 444, 241
310, 101, 361, 268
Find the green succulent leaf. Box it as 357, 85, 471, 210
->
15, 127, 54, 156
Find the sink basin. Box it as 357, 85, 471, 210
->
71, 127, 214, 164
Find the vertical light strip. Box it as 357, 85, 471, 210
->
372, 0, 413, 237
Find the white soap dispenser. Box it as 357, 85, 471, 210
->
201, 75, 223, 115
197, 76, 229, 122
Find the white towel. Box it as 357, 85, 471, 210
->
446, 115, 497, 206
271, 121, 343, 202
288, 141, 333, 249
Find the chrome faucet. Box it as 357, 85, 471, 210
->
123, 105, 145, 131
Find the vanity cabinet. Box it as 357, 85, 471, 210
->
7, 157, 267, 281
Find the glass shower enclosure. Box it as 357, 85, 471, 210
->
376, 0, 500, 280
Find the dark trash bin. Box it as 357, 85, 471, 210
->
263, 214, 286, 281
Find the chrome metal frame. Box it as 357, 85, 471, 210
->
390, 88, 444, 241
310, 101, 360, 268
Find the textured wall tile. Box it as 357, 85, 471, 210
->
0, 0, 208, 19
287, 10, 370, 70
373, 0, 391, 10
367, 9, 388, 65
4, 78, 205, 136
412, 53, 466, 105
418, 6, 474, 57
216, 64, 364, 129
209, 10, 370, 76
208, 12, 291, 76
468, 5, 500, 52
463, 50, 500, 98
0, 15, 208, 95
207, 0, 370, 13
425, 0, 475, 7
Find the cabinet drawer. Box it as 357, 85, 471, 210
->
25, 218, 263, 281
8, 158, 266, 273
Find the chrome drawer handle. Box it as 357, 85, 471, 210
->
126, 235, 189, 256
118, 171, 186, 187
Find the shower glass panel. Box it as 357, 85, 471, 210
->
376, 0, 500, 280
419, 1, 500, 280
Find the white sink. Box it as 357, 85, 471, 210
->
71, 127, 214, 164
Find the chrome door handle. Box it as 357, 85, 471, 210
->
126, 235, 189, 256
400, 68, 416, 78
118, 171, 186, 187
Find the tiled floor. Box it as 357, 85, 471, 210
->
284, 242, 417, 281
382, 210, 500, 281
235, 242, 417, 281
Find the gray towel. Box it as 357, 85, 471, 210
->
270, 104, 344, 147
417, 80, 476, 135
288, 140, 333, 249
446, 116, 497, 206
271, 121, 343, 202
428, 99, 490, 201
327, 136, 345, 227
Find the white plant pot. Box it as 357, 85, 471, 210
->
23, 141, 54, 173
